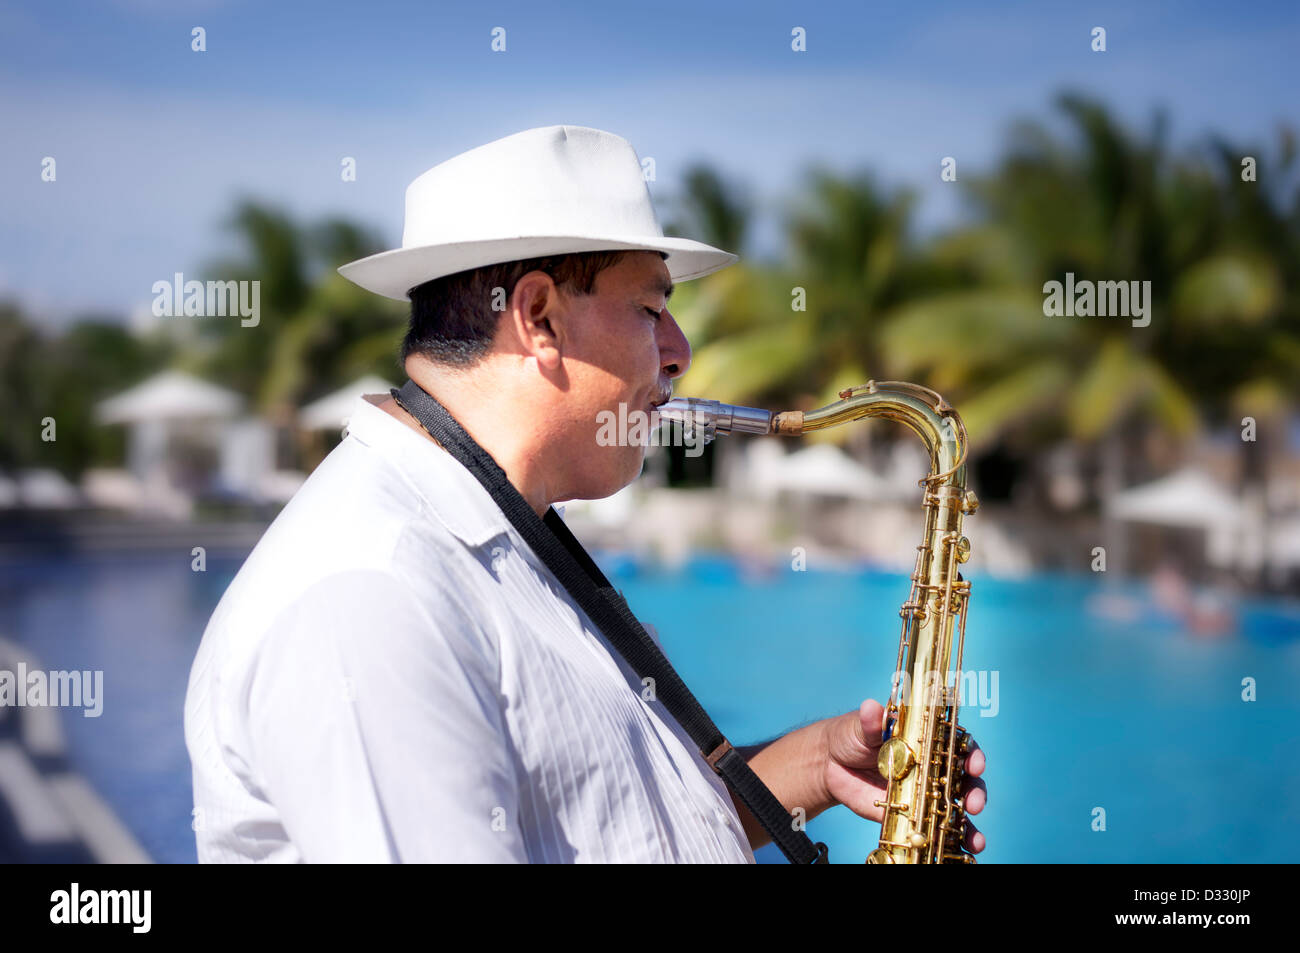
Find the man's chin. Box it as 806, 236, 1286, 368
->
580, 453, 646, 501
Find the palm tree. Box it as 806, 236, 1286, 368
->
674, 166, 966, 436
876, 93, 1300, 581
197, 201, 406, 420
877, 94, 1296, 470
880, 94, 1227, 453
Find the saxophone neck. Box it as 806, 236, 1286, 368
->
660, 381, 972, 492
790, 380, 970, 489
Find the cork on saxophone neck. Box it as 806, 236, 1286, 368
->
771, 411, 804, 435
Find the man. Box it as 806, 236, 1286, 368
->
184, 125, 986, 862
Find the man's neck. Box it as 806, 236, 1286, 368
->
378, 371, 554, 518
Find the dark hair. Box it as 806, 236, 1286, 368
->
400, 249, 665, 368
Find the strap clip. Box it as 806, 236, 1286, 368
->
704, 740, 733, 773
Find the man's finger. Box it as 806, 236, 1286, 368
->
963, 817, 985, 854
961, 776, 987, 815
963, 739, 985, 777
824, 762, 887, 822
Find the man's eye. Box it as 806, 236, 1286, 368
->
644, 307, 661, 320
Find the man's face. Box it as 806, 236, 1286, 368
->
550, 251, 691, 499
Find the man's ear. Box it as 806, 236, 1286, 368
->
506, 270, 565, 371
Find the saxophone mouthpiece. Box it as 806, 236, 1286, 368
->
654, 398, 774, 438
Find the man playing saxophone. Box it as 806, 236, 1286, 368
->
184, 126, 988, 863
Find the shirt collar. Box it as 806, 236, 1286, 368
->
343, 393, 514, 548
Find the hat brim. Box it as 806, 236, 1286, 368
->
337, 235, 738, 301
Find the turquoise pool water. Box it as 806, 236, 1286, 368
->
1, 550, 1296, 863
617, 556, 1300, 863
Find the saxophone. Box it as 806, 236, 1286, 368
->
657, 381, 980, 864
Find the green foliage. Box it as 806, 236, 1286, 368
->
197, 200, 406, 414
0, 305, 169, 474
6, 92, 1297, 480
680, 91, 1300, 452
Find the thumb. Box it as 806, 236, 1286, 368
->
856, 698, 886, 750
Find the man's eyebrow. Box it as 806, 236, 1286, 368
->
646, 277, 674, 301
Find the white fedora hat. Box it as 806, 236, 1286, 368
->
338, 125, 739, 300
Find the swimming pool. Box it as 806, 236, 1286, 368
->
2, 550, 1296, 863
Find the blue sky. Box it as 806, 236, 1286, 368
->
2, 0, 1297, 326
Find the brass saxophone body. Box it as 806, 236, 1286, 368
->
657, 380, 980, 864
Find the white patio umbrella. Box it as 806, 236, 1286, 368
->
299, 375, 394, 431
94, 371, 244, 502
95, 369, 243, 424
756, 443, 902, 501
1104, 467, 1243, 528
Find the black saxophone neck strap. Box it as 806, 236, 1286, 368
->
392, 380, 828, 865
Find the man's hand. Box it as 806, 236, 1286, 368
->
821, 699, 987, 855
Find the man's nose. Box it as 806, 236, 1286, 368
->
658, 308, 692, 380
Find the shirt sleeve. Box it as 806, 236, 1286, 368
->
242, 569, 527, 862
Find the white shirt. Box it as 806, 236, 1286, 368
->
184, 393, 754, 863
